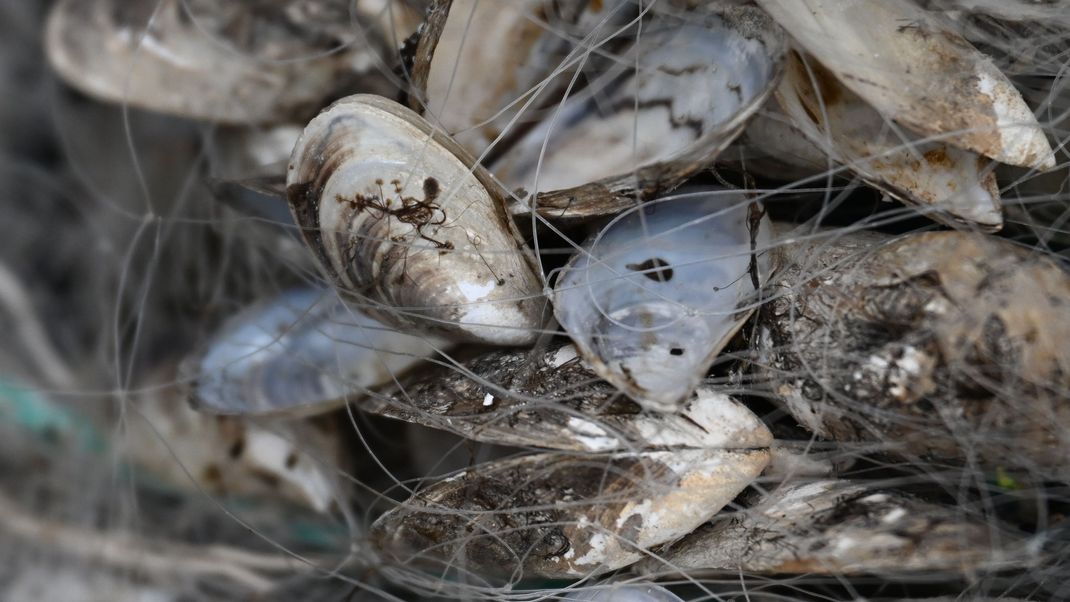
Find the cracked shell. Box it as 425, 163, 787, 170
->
756, 229, 1070, 479
372, 447, 769, 578
286, 94, 546, 345
185, 287, 446, 417
553, 190, 775, 412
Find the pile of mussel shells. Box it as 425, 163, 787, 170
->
39, 0, 1070, 598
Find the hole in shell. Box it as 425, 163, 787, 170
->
626, 258, 674, 282
228, 437, 245, 459
670, 347, 685, 356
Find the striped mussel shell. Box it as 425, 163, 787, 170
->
286, 94, 547, 345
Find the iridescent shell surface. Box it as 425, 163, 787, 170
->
187, 288, 444, 417
553, 190, 775, 411
492, 6, 787, 220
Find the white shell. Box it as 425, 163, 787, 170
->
776, 52, 1004, 230
553, 190, 774, 411
187, 288, 446, 417
126, 369, 344, 513
373, 447, 770, 578
372, 341, 773, 451
286, 94, 545, 345
563, 583, 684, 602
756, 0, 1055, 170
928, 0, 1070, 23
45, 0, 352, 123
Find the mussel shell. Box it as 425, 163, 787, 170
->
286, 94, 546, 345
128, 366, 345, 513
638, 479, 1023, 576
186, 288, 444, 417
776, 52, 1003, 231
411, 0, 630, 159
373, 447, 770, 578
756, 0, 1055, 170
492, 5, 786, 221
553, 190, 775, 411
370, 341, 772, 451
45, 0, 357, 123
756, 229, 1070, 479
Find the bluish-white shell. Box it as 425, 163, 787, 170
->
187, 288, 445, 416
564, 583, 684, 602
553, 190, 774, 411
491, 6, 786, 220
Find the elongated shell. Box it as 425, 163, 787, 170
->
373, 448, 769, 578
492, 6, 786, 220
756, 0, 1055, 170
286, 95, 545, 345
564, 583, 683, 602
553, 190, 775, 411
777, 52, 1003, 230
757, 229, 1070, 479
127, 365, 345, 514
370, 342, 772, 451
411, 0, 627, 159
638, 480, 1023, 576
45, 0, 356, 123
185, 288, 445, 417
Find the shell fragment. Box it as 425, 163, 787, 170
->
776, 51, 1004, 230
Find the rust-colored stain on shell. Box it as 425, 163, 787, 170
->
923, 148, 953, 169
